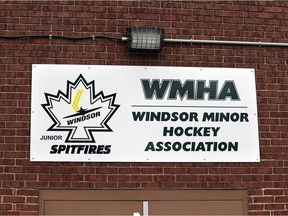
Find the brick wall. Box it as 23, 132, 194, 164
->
0, 0, 287, 215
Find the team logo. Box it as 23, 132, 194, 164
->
42, 74, 119, 143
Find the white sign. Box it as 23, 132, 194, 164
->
30, 65, 260, 162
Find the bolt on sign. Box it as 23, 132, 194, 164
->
30, 65, 260, 162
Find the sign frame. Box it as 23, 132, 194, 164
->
30, 65, 260, 162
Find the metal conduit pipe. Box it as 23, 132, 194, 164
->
163, 38, 288, 47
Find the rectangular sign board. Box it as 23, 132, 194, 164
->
30, 65, 260, 162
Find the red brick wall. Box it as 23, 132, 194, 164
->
0, 1, 287, 215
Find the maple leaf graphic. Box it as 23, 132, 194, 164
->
42, 74, 120, 143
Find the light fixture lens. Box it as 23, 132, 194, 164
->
127, 26, 163, 52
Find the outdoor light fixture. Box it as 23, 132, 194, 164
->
127, 26, 163, 53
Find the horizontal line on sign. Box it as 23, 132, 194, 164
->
131, 105, 248, 108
